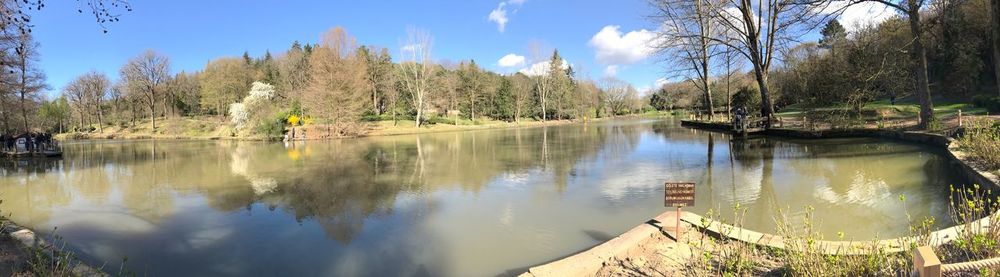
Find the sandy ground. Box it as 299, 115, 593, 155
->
593, 228, 694, 277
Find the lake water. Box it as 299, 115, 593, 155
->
0, 119, 969, 276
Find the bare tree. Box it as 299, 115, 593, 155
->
63, 78, 88, 130
120, 49, 170, 129
399, 27, 434, 127
721, 44, 745, 119
510, 73, 533, 123
602, 77, 639, 115
529, 42, 551, 121
64, 71, 110, 132
706, 0, 824, 125
0, 0, 131, 36
277, 42, 311, 101
83, 71, 110, 133
650, 0, 719, 120
12, 33, 45, 133
303, 27, 368, 136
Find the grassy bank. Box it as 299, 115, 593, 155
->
54, 112, 676, 141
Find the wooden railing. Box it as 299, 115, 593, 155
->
913, 246, 1000, 276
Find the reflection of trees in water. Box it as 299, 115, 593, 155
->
0, 123, 630, 244
251, 124, 622, 242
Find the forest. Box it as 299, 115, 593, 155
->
648, 0, 1000, 129
0, 25, 649, 138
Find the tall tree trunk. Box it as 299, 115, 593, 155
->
150, 98, 157, 129
371, 80, 379, 115
515, 104, 521, 124
753, 65, 775, 123
415, 90, 422, 128
993, 0, 1000, 97
907, 0, 934, 129
726, 70, 732, 121
19, 91, 28, 133
539, 79, 547, 122
697, 0, 713, 122
97, 103, 105, 133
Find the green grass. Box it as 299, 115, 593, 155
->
775, 97, 990, 121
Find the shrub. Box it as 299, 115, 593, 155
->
732, 86, 761, 115
425, 116, 455, 125
972, 95, 1000, 113
958, 118, 1000, 171
256, 113, 287, 138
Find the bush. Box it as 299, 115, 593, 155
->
732, 86, 761, 115
959, 118, 1000, 171
972, 95, 1000, 113
256, 113, 287, 138
426, 116, 456, 125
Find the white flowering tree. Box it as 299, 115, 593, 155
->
229, 82, 276, 132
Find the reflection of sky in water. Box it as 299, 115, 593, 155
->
0, 120, 971, 276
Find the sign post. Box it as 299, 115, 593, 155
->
664, 182, 695, 237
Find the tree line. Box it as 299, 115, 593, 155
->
648, 0, 1000, 129
4, 26, 652, 136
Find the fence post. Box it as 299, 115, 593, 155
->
958, 109, 963, 127
913, 246, 942, 277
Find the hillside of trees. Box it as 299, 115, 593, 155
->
0, 26, 652, 138
649, 0, 1000, 129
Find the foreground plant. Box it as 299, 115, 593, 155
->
959, 118, 1000, 172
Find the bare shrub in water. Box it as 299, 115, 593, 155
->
959, 118, 1000, 172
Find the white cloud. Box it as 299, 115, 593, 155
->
489, 3, 509, 33
401, 44, 420, 53
654, 78, 668, 88
637, 86, 652, 95
604, 65, 619, 77
488, 0, 528, 33
498, 53, 526, 68
518, 59, 570, 76
654, 78, 669, 89
588, 25, 659, 65
838, 2, 896, 33
808, 2, 896, 34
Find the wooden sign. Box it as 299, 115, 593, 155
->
664, 182, 695, 207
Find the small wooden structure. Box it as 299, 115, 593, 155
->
732, 116, 769, 135
1, 133, 62, 158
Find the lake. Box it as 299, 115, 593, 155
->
0, 119, 969, 276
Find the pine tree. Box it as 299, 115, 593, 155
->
819, 20, 847, 51
243, 51, 253, 65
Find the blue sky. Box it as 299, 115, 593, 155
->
32, 0, 673, 98
32, 1, 896, 99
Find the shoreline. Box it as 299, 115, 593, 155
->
52, 114, 670, 142
0, 220, 107, 276
521, 120, 1000, 276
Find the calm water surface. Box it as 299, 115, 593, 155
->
0, 119, 969, 276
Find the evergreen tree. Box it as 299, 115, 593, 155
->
819, 20, 847, 48
243, 51, 253, 65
